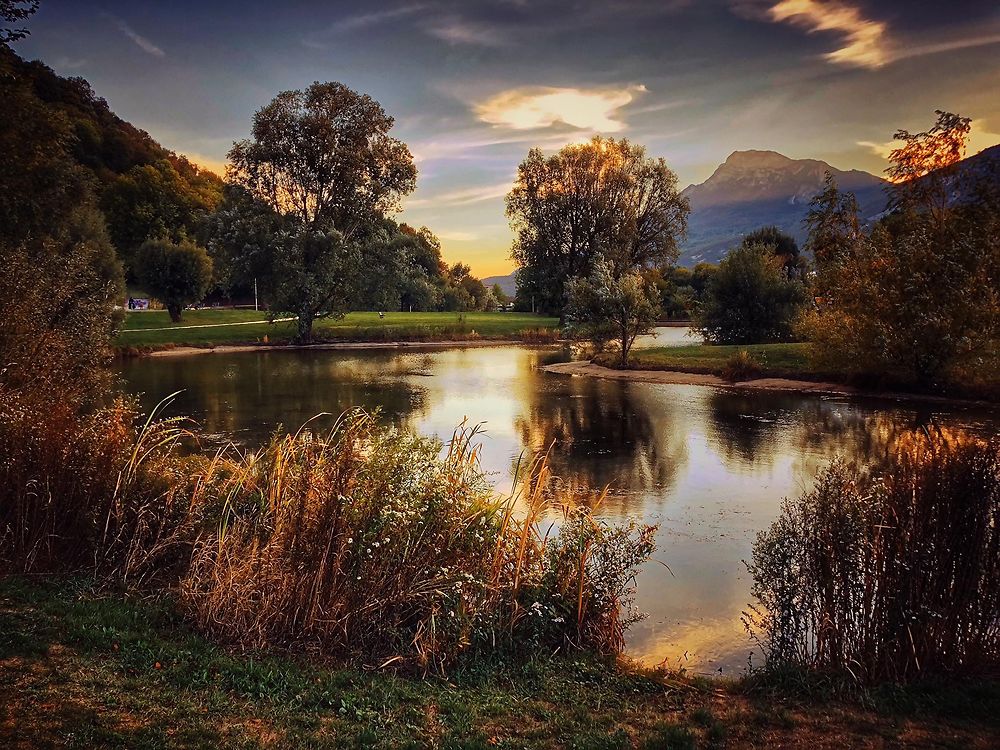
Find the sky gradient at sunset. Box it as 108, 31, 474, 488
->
18, 0, 1000, 276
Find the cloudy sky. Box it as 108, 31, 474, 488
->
18, 0, 1000, 276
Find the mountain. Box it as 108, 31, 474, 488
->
678, 150, 886, 266
482, 272, 517, 297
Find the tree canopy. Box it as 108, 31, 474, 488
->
228, 82, 417, 238
802, 112, 999, 387
134, 239, 213, 323
507, 137, 688, 315
565, 255, 660, 367
693, 243, 807, 345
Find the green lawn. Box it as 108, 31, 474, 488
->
607, 343, 817, 378
116, 310, 560, 349
4, 578, 996, 749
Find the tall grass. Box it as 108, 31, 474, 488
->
745, 429, 1000, 683
180, 411, 656, 672
0, 388, 195, 579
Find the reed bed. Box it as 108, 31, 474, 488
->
745, 429, 1000, 683
0, 388, 195, 579
179, 411, 656, 672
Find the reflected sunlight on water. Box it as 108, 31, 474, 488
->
118, 342, 1000, 674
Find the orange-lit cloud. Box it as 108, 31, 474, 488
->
476, 85, 646, 132
436, 230, 479, 242
768, 0, 887, 69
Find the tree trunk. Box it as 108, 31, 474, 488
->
297, 308, 314, 344
167, 303, 182, 323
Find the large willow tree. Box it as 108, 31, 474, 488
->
506, 137, 688, 316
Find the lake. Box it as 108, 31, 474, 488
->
117, 337, 999, 674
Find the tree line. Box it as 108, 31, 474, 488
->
0, 44, 507, 340
505, 113, 999, 389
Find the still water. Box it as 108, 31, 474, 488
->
117, 338, 998, 674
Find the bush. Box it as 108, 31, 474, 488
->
180, 411, 657, 673
135, 238, 213, 322
721, 349, 763, 381
0, 391, 195, 579
693, 243, 807, 345
745, 430, 1000, 683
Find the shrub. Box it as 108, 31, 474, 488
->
180, 411, 657, 673
693, 243, 807, 345
720, 349, 763, 381
745, 430, 1000, 683
135, 238, 213, 322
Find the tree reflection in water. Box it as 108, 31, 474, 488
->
515, 375, 688, 514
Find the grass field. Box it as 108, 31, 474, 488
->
603, 343, 816, 378
3, 578, 996, 749
116, 310, 560, 349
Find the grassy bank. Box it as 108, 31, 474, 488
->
598, 343, 1000, 400
116, 311, 560, 349
3, 578, 998, 749
602, 343, 816, 379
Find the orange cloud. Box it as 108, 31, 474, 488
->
475, 85, 646, 132
768, 0, 887, 69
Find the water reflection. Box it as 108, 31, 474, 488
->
515, 377, 688, 511
116, 343, 999, 673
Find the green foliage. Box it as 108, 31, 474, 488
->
745, 431, 1000, 683
0, 47, 223, 269
804, 111, 1000, 389
266, 225, 359, 341
508, 136, 688, 315
693, 243, 808, 344
228, 81, 416, 234
101, 159, 221, 274
804, 171, 861, 278
741, 225, 805, 278
565, 254, 661, 366
134, 239, 213, 322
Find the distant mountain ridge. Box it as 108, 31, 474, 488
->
482, 273, 517, 297
679, 150, 886, 266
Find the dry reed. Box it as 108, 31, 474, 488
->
179, 410, 656, 672
745, 428, 1000, 683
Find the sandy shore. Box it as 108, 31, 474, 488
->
146, 339, 553, 358
542, 360, 857, 395
542, 361, 1000, 409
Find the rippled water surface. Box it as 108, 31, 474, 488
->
117, 336, 999, 674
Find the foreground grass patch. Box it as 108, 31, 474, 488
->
3, 578, 998, 749
116, 311, 560, 348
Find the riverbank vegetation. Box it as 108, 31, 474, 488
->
746, 429, 1000, 686
115, 310, 560, 349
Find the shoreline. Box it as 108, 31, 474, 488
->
141, 338, 560, 358
542, 360, 999, 409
